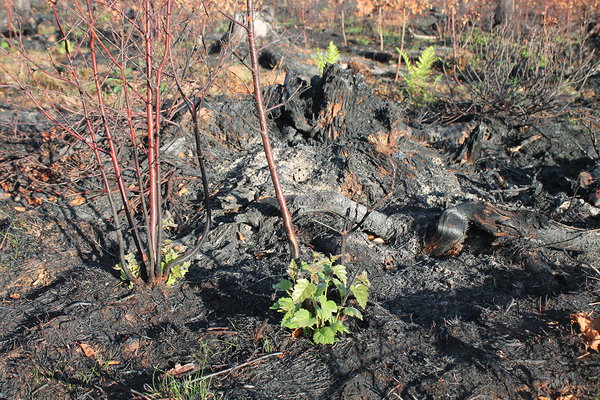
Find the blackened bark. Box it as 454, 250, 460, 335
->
425, 202, 600, 256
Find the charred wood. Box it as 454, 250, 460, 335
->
425, 202, 600, 257
290, 192, 416, 241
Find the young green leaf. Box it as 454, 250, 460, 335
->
317, 295, 338, 321
342, 306, 363, 320
161, 244, 190, 285
305, 260, 324, 276
287, 259, 299, 279
313, 326, 337, 344
311, 251, 323, 263
166, 261, 190, 286
273, 279, 293, 292
397, 46, 438, 105
291, 279, 316, 304
312, 41, 340, 75
333, 278, 348, 299
272, 252, 370, 344
271, 296, 294, 312
355, 270, 370, 287
315, 282, 328, 298
331, 320, 350, 334
325, 41, 340, 65
114, 252, 141, 287
351, 283, 369, 309
331, 264, 348, 285
283, 308, 316, 329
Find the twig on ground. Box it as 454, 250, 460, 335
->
188, 352, 284, 383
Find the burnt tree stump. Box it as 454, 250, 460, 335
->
311, 64, 401, 142
266, 64, 403, 144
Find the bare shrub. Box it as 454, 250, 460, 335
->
1, 0, 233, 285
448, 25, 598, 124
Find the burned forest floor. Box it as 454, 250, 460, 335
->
1, 21, 600, 400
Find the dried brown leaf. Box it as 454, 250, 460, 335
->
291, 328, 302, 339
69, 196, 86, 206
79, 343, 96, 358
367, 233, 385, 244
571, 312, 600, 352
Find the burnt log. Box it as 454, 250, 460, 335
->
453, 122, 490, 165
257, 42, 319, 79
424, 202, 600, 257
290, 192, 416, 241
358, 50, 394, 64
578, 164, 600, 206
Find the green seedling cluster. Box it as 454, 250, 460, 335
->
114, 240, 190, 288
271, 253, 369, 344
312, 41, 340, 74
397, 45, 440, 105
